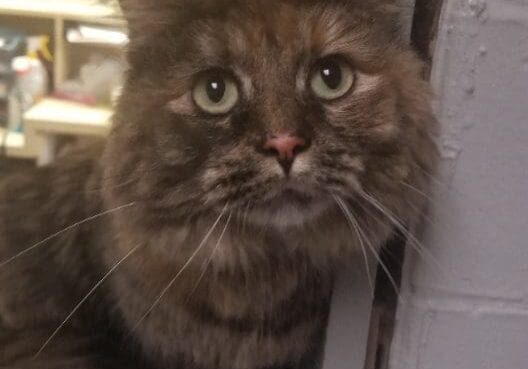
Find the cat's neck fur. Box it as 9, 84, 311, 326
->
106, 214, 335, 369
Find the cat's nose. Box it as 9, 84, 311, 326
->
263, 134, 307, 173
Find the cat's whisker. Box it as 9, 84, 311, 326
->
413, 164, 450, 190
82, 177, 138, 194
400, 180, 436, 205
357, 191, 450, 280
333, 195, 401, 301
404, 198, 443, 232
401, 180, 460, 221
412, 163, 467, 199
401, 180, 478, 239
186, 212, 233, 302
358, 191, 432, 259
402, 180, 454, 223
82, 167, 162, 194
33, 242, 143, 358
353, 195, 441, 279
0, 202, 136, 268
332, 195, 374, 297
242, 201, 252, 233
131, 204, 229, 332
403, 196, 459, 252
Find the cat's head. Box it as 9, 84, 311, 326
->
106, 0, 437, 231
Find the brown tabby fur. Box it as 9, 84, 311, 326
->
0, 0, 438, 368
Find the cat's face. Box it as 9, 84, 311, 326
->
108, 0, 436, 230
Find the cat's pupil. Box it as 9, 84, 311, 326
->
206, 77, 226, 103
320, 61, 342, 90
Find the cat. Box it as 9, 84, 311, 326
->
0, 0, 438, 368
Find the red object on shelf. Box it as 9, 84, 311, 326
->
51, 90, 97, 106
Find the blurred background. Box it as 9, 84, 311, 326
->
0, 0, 124, 167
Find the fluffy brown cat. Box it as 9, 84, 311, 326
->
0, 1, 437, 368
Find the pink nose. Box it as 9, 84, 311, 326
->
263, 135, 307, 162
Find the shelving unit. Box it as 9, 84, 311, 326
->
0, 127, 34, 159
0, 0, 121, 22
25, 98, 112, 165
0, 0, 124, 164
0, 0, 124, 86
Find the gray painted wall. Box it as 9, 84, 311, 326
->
390, 0, 528, 368
324, 261, 377, 369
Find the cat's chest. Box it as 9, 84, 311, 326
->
106, 220, 334, 369
114, 263, 332, 369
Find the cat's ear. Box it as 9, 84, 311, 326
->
365, 1, 410, 40
118, 0, 181, 39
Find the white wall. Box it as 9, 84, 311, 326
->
390, 1, 528, 368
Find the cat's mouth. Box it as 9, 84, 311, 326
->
268, 186, 314, 206
265, 178, 316, 203
280, 188, 313, 202
247, 180, 329, 227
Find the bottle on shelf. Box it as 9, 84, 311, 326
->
7, 36, 52, 133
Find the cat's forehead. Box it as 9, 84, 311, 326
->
184, 2, 381, 70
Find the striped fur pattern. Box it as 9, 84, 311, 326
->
0, 0, 438, 368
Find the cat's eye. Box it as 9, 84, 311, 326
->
310, 58, 355, 101
192, 72, 239, 115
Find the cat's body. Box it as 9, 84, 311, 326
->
0, 1, 438, 368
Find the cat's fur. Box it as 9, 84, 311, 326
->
0, 0, 438, 368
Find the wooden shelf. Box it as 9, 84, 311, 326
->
24, 98, 112, 137
1, 98, 112, 163
0, 127, 35, 159
0, 0, 123, 25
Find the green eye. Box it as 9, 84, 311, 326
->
192, 72, 239, 114
310, 58, 355, 100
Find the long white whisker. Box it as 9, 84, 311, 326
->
353, 194, 441, 281
403, 196, 457, 248
332, 195, 374, 296
0, 202, 136, 268
187, 212, 232, 301
334, 196, 401, 300
404, 198, 442, 232
34, 242, 142, 358
412, 164, 452, 191
412, 164, 467, 200
242, 201, 252, 233
83, 177, 138, 194
400, 181, 436, 205
131, 204, 228, 332
401, 180, 463, 233
358, 191, 448, 279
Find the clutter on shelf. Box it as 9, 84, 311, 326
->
54, 54, 125, 106
66, 24, 128, 46
0, 27, 26, 129
0, 29, 52, 134
0, 0, 126, 163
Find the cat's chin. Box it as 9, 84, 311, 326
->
248, 189, 331, 228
